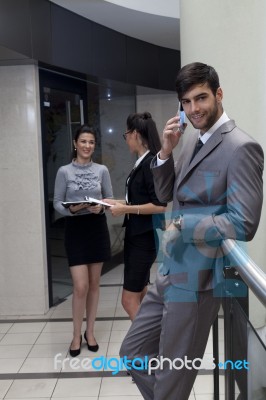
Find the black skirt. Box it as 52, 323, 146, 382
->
123, 229, 158, 292
64, 213, 111, 267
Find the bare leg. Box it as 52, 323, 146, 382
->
122, 286, 148, 321
85, 262, 103, 345
140, 286, 148, 302
70, 265, 89, 350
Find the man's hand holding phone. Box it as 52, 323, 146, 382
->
159, 103, 187, 160
176, 102, 187, 134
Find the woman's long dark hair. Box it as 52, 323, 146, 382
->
71, 125, 97, 159
126, 112, 161, 155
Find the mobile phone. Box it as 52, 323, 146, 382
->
178, 102, 186, 134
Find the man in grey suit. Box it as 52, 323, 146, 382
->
120, 62, 264, 399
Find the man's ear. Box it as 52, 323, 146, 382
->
216, 87, 223, 103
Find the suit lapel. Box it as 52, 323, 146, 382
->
178, 120, 236, 186
127, 152, 152, 194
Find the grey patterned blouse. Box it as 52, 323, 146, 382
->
53, 160, 113, 216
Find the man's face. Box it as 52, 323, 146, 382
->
181, 83, 223, 133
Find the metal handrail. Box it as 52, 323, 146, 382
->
222, 239, 266, 307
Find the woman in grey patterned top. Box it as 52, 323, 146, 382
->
54, 125, 113, 357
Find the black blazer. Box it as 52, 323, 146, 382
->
123, 152, 166, 236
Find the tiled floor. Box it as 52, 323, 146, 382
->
0, 263, 225, 399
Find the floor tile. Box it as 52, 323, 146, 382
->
109, 330, 127, 343
52, 377, 101, 397
50, 309, 73, 319
6, 398, 50, 400
114, 307, 128, 318
100, 276, 122, 285
91, 330, 111, 343
5, 379, 57, 399
0, 380, 13, 398
195, 395, 224, 400
107, 342, 122, 356
27, 343, 69, 358
100, 376, 141, 396
0, 333, 40, 346
97, 307, 116, 318
42, 321, 73, 333
52, 398, 97, 400
54, 300, 72, 310
98, 299, 118, 308
58, 355, 101, 373
112, 320, 131, 331
94, 321, 113, 332
0, 358, 25, 373
98, 397, 143, 400
35, 331, 73, 344
0, 260, 217, 400
8, 322, 46, 334
0, 323, 13, 334
193, 374, 214, 394
19, 357, 61, 373
99, 291, 120, 302
100, 286, 120, 294
0, 344, 32, 359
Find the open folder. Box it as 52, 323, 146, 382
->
62, 196, 112, 208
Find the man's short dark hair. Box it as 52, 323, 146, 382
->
175, 62, 220, 100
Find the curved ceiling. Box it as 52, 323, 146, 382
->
103, 0, 179, 18
49, 0, 180, 50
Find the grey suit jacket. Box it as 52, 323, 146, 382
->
151, 120, 264, 292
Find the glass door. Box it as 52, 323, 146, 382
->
42, 84, 85, 305
39, 68, 136, 307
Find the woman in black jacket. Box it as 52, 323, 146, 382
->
106, 112, 166, 320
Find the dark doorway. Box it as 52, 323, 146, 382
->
39, 68, 135, 307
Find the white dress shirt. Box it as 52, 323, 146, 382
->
157, 111, 230, 165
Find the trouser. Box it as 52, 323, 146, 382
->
120, 271, 221, 400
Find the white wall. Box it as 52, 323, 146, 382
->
0, 64, 49, 315
136, 86, 177, 216
136, 87, 177, 135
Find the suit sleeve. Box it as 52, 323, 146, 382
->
181, 142, 264, 243
143, 159, 167, 206
150, 154, 176, 203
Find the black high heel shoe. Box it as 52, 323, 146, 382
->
69, 335, 82, 357
84, 331, 99, 352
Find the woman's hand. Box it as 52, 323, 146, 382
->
109, 202, 127, 217
69, 203, 88, 214
102, 198, 117, 206
87, 204, 103, 214
102, 198, 126, 217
